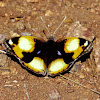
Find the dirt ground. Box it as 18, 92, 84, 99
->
0, 0, 100, 100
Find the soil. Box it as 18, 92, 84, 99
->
0, 0, 100, 100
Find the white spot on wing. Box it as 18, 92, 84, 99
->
66, 39, 79, 51
84, 41, 88, 46
8, 39, 13, 45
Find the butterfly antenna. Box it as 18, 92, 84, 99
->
53, 16, 67, 35
60, 74, 100, 95
40, 16, 51, 39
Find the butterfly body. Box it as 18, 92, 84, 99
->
2, 36, 94, 76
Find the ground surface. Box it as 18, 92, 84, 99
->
0, 0, 100, 100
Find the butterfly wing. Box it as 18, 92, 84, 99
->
47, 37, 93, 76
3, 36, 47, 76
2, 36, 94, 77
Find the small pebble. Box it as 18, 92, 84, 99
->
20, 74, 26, 80
45, 10, 53, 16
1, 69, 10, 75
10, 66, 17, 74
26, 23, 32, 29
0, 2, 6, 7
94, 38, 100, 72
90, 9, 95, 13
0, 54, 10, 67
9, 31, 20, 37
26, 0, 39, 3
12, 80, 18, 83
48, 89, 61, 100
86, 84, 94, 89
67, 87, 74, 93
65, 1, 71, 6
64, 17, 73, 23
0, 34, 6, 44
79, 73, 85, 78
15, 22, 26, 30
22, 32, 32, 36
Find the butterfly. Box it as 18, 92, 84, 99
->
0, 16, 95, 76
1, 35, 95, 77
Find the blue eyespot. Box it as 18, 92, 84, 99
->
37, 50, 41, 54
57, 51, 62, 56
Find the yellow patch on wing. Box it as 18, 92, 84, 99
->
24, 57, 46, 75
48, 59, 69, 75
64, 37, 83, 59
13, 45, 24, 58
8, 36, 36, 59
